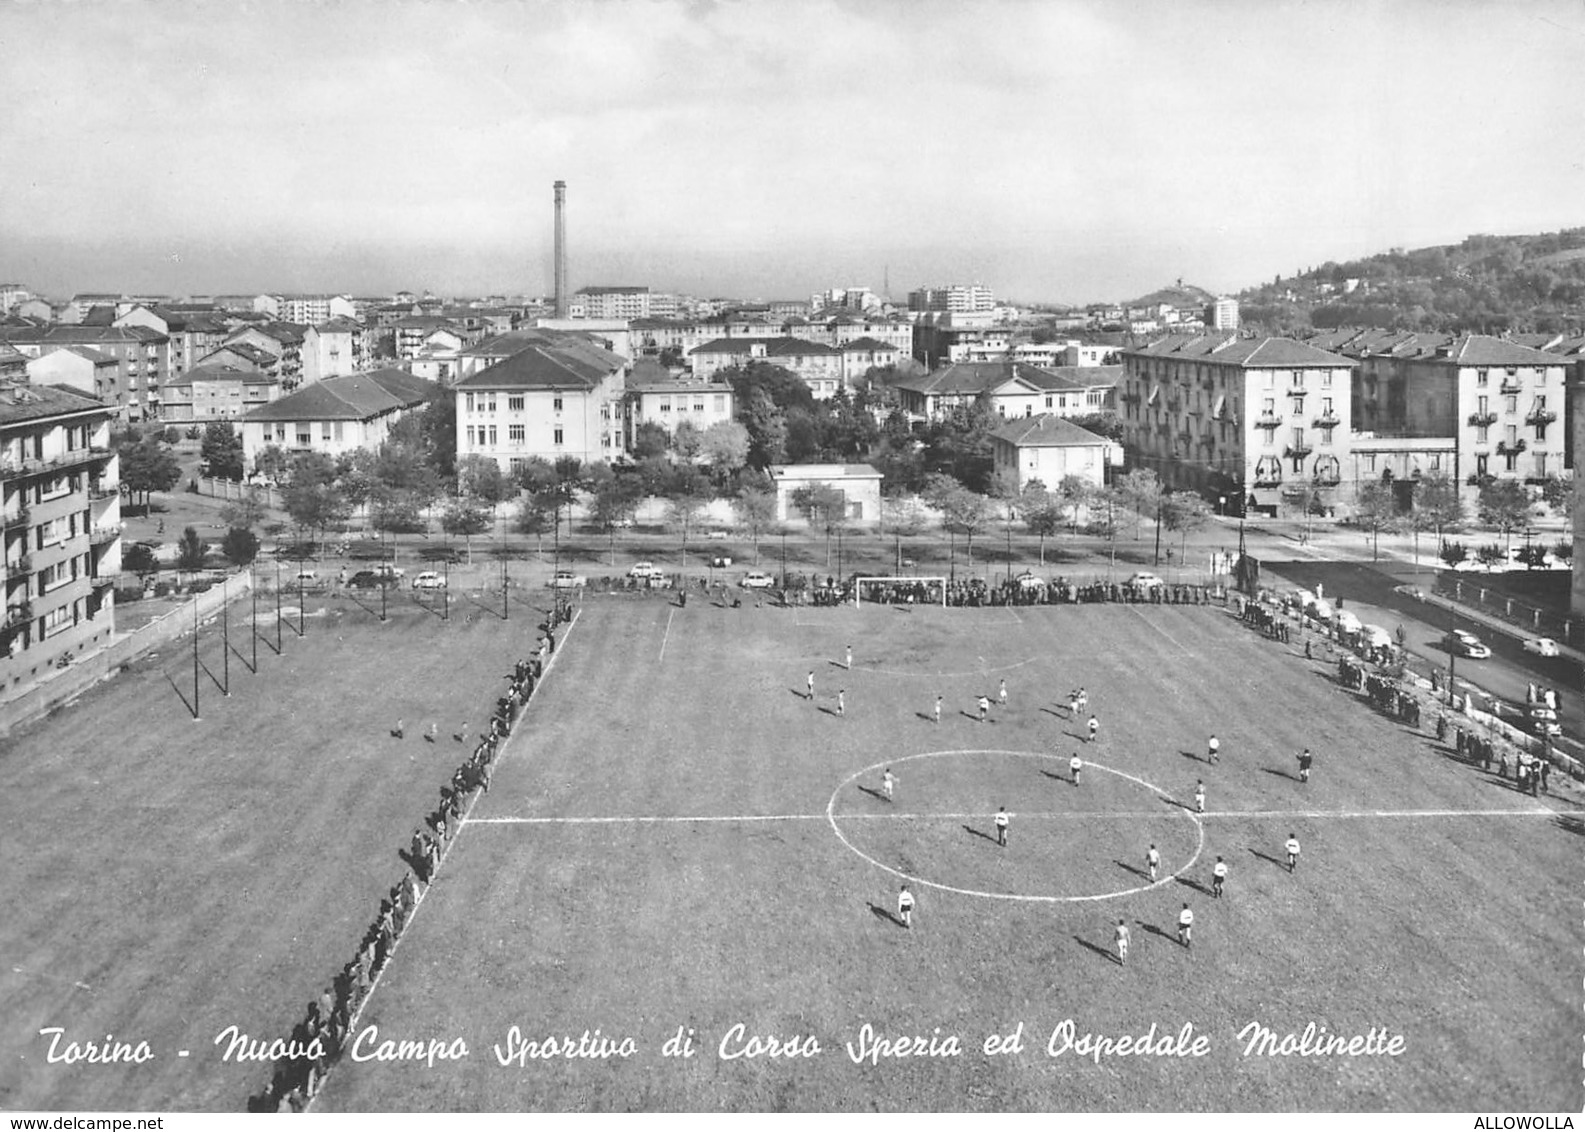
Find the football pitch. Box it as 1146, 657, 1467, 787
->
303, 596, 1578, 1112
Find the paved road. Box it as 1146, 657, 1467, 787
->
1260, 557, 1581, 733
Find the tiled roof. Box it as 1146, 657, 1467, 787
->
34, 345, 117, 367
453, 343, 620, 391
243, 368, 430, 422
1443, 335, 1563, 366
840, 337, 901, 352
892, 361, 1056, 396
690, 336, 841, 357
991, 413, 1113, 448
1127, 334, 1356, 368
769, 463, 883, 478
170, 363, 275, 386
0, 381, 111, 426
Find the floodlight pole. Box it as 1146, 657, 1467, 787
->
250, 561, 257, 672
192, 591, 200, 721
274, 556, 282, 652
222, 575, 230, 695
502, 550, 508, 620
298, 565, 305, 636
443, 555, 450, 621
380, 529, 388, 623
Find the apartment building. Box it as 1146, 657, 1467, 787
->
689, 337, 844, 398
241, 368, 433, 472
1, 381, 120, 685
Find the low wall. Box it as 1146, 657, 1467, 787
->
0, 571, 255, 737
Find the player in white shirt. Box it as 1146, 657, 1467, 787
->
806, 671, 815, 701
1212, 856, 1228, 897
994, 806, 1009, 847
845, 644, 852, 670
978, 695, 990, 722
1285, 834, 1301, 873
1177, 902, 1194, 948
882, 768, 896, 802
1067, 689, 1080, 717
998, 678, 1007, 706
933, 693, 942, 724
1207, 735, 1220, 764
1087, 714, 1099, 743
1076, 687, 1088, 713
1070, 753, 1083, 785
897, 884, 914, 928
1194, 780, 1206, 814
1115, 919, 1130, 964
837, 688, 845, 717
1146, 844, 1161, 881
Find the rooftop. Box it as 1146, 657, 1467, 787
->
991, 413, 1114, 448
243, 368, 432, 422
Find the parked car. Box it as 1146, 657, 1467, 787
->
1360, 624, 1394, 650
1442, 629, 1492, 659
709, 555, 733, 568
411, 571, 447, 590
1525, 705, 1563, 737
1335, 609, 1363, 635
1308, 599, 1335, 624
374, 562, 405, 580
1126, 572, 1165, 589
1523, 637, 1561, 657
741, 571, 775, 589
549, 570, 587, 589
349, 570, 397, 589
647, 572, 674, 589
291, 569, 319, 585
705, 530, 730, 541
1014, 571, 1045, 591
628, 561, 658, 579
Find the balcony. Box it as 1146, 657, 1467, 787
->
1499, 379, 1522, 395
4, 601, 31, 627
0, 447, 114, 479
1467, 472, 1495, 488
1119, 392, 1142, 406
90, 523, 122, 546
1253, 475, 1282, 489
1286, 385, 1308, 397
88, 483, 120, 502
2, 506, 30, 532
5, 555, 31, 580
1496, 439, 1527, 457
1313, 411, 1340, 429
1525, 408, 1557, 427
1313, 472, 1341, 487
1254, 412, 1283, 429
1284, 444, 1314, 460
1165, 398, 1182, 414
91, 573, 115, 588
1467, 412, 1498, 428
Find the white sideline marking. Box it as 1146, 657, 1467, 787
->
658, 606, 675, 662
467, 806, 1585, 826
1125, 603, 1189, 653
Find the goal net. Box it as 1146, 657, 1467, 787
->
853, 576, 948, 608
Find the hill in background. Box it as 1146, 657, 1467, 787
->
1235, 228, 1585, 336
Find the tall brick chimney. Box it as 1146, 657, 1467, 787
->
553, 180, 568, 318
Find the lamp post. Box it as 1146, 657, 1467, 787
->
192, 588, 200, 721
379, 528, 387, 623
250, 561, 257, 673
222, 575, 229, 696
780, 530, 787, 587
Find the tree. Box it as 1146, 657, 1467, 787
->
736, 386, 789, 469
282, 452, 350, 544
200, 422, 245, 481
663, 464, 712, 558
219, 486, 270, 532
514, 494, 555, 555
631, 421, 670, 461
1477, 479, 1534, 554
1019, 481, 1062, 567
1411, 470, 1465, 551
251, 444, 292, 484
671, 419, 704, 463
1057, 474, 1091, 533
1354, 479, 1400, 561
441, 500, 492, 562
790, 482, 849, 569
117, 434, 182, 511
456, 453, 514, 509
1161, 492, 1213, 563
700, 420, 751, 481
123, 542, 159, 583
221, 527, 260, 567
1116, 468, 1162, 543
734, 487, 778, 565
1539, 473, 1574, 517
176, 526, 209, 574
936, 485, 990, 573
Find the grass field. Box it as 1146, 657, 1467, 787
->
287, 596, 1575, 1112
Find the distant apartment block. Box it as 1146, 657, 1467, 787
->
0, 284, 33, 314
1209, 297, 1240, 331
1, 381, 121, 684
25, 348, 120, 405
160, 364, 279, 422
690, 337, 844, 399
893, 362, 1118, 422
810, 287, 881, 314
0, 325, 169, 422
572, 286, 653, 321
624, 368, 735, 449
908, 283, 995, 314
301, 318, 366, 385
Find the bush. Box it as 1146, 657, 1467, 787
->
153, 581, 172, 597
184, 426, 202, 441
1474, 543, 1506, 567
1553, 540, 1573, 562
186, 579, 213, 594
114, 586, 144, 604
1439, 540, 1466, 567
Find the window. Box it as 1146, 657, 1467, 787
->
508, 424, 524, 444
1321, 397, 1334, 416
275, 425, 286, 442
1430, 454, 1441, 470
333, 422, 343, 442
1045, 396, 1053, 409
553, 427, 564, 446
659, 401, 671, 413
1366, 454, 1377, 472
694, 402, 705, 413
553, 396, 563, 412
43, 604, 74, 635
508, 396, 524, 412
1322, 371, 1332, 387
1506, 395, 1517, 414
1477, 426, 1489, 443
1477, 396, 1488, 415
1476, 369, 1488, 386
1536, 395, 1547, 410
465, 393, 474, 413
1263, 398, 1274, 414
487, 426, 497, 446
465, 426, 476, 447
321, 423, 332, 441
484, 395, 496, 413
1506, 425, 1518, 446
1476, 455, 1488, 476
37, 517, 69, 547
1535, 453, 1547, 477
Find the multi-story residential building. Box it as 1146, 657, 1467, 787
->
1, 381, 120, 682
25, 348, 121, 405
1208, 297, 1240, 331
798, 313, 914, 357
409, 327, 467, 384
453, 338, 628, 471
810, 287, 880, 314
113, 306, 229, 380
241, 368, 433, 473
839, 337, 903, 382
1314, 330, 1570, 501
766, 300, 811, 321
689, 337, 844, 398
15, 299, 54, 322
912, 311, 1012, 368
301, 318, 366, 385
197, 342, 277, 374
160, 364, 279, 422
893, 362, 1118, 422
67, 294, 124, 322
990, 414, 1121, 492
572, 286, 652, 321
0, 325, 169, 422
394, 316, 460, 362
1120, 334, 1357, 518
224, 322, 305, 389
0, 284, 32, 314
630, 318, 702, 362
624, 368, 735, 450
908, 283, 995, 314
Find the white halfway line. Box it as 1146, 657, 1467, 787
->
467, 807, 1582, 826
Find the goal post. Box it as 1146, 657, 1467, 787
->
853, 576, 948, 608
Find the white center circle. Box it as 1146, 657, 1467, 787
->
826, 749, 1206, 903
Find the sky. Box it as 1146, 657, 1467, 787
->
1, 0, 1582, 305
